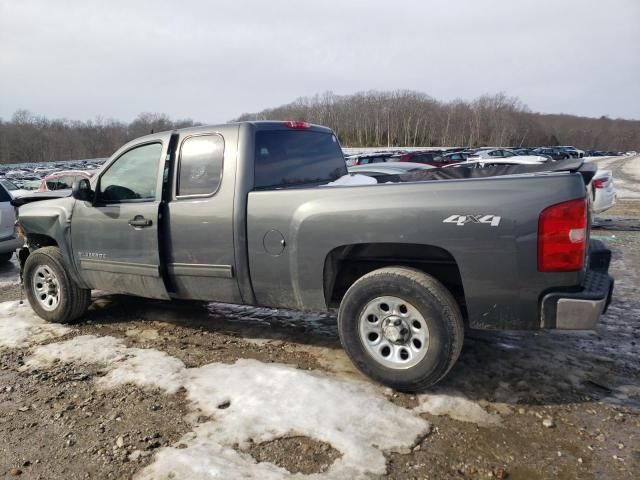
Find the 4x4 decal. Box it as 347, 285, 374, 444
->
443, 215, 501, 227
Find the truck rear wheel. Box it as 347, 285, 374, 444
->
338, 267, 464, 392
23, 246, 91, 324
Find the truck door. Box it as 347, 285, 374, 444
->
164, 128, 242, 302
70, 138, 169, 299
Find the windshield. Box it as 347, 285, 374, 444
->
0, 179, 18, 190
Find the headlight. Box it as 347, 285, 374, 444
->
15, 220, 26, 242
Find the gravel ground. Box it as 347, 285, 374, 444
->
0, 158, 638, 479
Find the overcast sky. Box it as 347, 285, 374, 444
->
1, 0, 639, 123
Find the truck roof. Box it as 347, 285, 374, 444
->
134, 121, 334, 142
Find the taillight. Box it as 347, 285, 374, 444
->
538, 198, 587, 272
593, 177, 608, 189
284, 121, 311, 129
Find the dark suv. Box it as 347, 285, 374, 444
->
533, 148, 571, 160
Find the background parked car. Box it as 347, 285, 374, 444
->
557, 146, 585, 158
38, 170, 94, 192
445, 158, 546, 168
441, 152, 470, 162
0, 183, 22, 262
347, 162, 434, 178
591, 169, 617, 213
20, 179, 42, 190
533, 147, 571, 160
513, 148, 537, 156
467, 148, 549, 163
390, 150, 459, 166
0, 179, 30, 198
345, 152, 398, 167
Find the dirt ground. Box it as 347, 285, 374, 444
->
1, 157, 639, 479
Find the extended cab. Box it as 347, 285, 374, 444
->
15, 121, 614, 391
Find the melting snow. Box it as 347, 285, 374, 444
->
26, 335, 185, 394
415, 391, 501, 425
0, 300, 70, 350
26, 334, 430, 479
321, 174, 377, 187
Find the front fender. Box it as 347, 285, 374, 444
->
17, 197, 87, 288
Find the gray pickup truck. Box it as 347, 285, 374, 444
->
15, 121, 614, 391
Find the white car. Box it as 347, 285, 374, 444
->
447, 158, 546, 168
0, 183, 22, 263
467, 148, 550, 163
0, 179, 31, 198
347, 162, 434, 177
591, 170, 616, 213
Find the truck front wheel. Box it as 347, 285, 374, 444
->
23, 247, 91, 324
338, 267, 464, 392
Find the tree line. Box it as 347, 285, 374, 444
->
236, 90, 640, 151
0, 111, 198, 164
1, 91, 638, 164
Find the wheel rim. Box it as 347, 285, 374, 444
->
358, 296, 430, 370
32, 265, 61, 312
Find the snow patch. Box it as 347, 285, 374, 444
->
26, 335, 185, 393
415, 391, 501, 425
0, 301, 70, 350
321, 174, 377, 187
25, 335, 430, 479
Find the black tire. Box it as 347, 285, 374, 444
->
0, 252, 12, 263
23, 246, 91, 323
338, 267, 464, 392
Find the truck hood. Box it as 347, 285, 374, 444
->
10, 190, 71, 208
15, 195, 76, 248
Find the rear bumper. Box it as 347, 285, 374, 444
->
540, 240, 614, 330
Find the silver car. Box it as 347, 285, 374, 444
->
347, 162, 434, 177
0, 183, 22, 262
468, 148, 549, 163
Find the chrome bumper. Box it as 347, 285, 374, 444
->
540, 240, 614, 330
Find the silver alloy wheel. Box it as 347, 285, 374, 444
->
32, 265, 60, 312
358, 295, 430, 369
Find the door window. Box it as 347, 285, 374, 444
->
177, 135, 224, 196
99, 143, 162, 203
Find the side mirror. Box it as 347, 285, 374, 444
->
72, 178, 93, 202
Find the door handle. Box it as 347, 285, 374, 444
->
128, 216, 153, 228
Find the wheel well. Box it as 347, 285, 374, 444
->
324, 243, 467, 316
26, 234, 58, 249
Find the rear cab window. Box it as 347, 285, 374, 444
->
177, 134, 224, 196
253, 130, 347, 189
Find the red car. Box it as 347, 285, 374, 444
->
391, 150, 460, 167
38, 170, 94, 192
